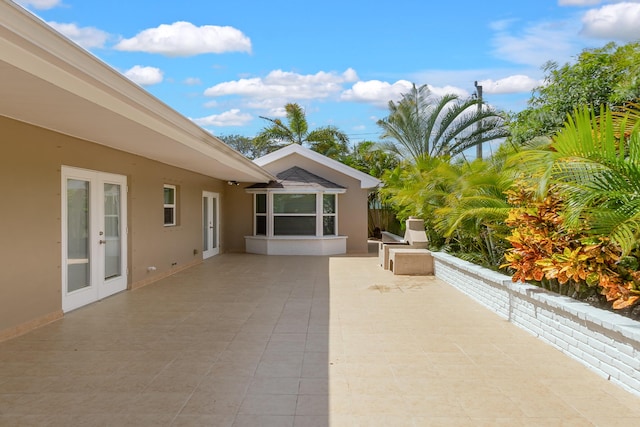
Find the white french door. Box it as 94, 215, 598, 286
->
202, 191, 219, 259
62, 167, 128, 312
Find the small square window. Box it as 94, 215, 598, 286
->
164, 185, 176, 226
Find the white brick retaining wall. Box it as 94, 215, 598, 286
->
432, 252, 640, 396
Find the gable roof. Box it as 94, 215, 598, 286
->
246, 166, 346, 191
0, 2, 274, 183
253, 144, 382, 189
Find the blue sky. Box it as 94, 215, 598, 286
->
16, 0, 640, 144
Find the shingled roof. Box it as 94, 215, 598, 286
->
246, 166, 346, 190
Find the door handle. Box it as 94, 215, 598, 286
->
99, 240, 107, 244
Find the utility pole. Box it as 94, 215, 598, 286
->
474, 81, 483, 160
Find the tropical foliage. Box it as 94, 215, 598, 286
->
503, 105, 640, 309
379, 155, 512, 266
376, 82, 512, 264
380, 101, 640, 311
502, 183, 640, 309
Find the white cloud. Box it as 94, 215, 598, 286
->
47, 22, 110, 49
340, 80, 413, 107
192, 109, 253, 127
15, 0, 62, 9
479, 75, 542, 94
427, 84, 469, 98
341, 80, 472, 108
184, 77, 202, 86
114, 21, 251, 57
124, 65, 163, 86
489, 19, 518, 32
490, 19, 578, 67
265, 106, 287, 118
204, 68, 358, 102
580, 2, 640, 41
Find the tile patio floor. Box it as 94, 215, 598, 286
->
1, 253, 639, 426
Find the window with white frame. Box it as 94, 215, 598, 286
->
164, 184, 177, 226
253, 191, 339, 237
274, 193, 316, 236
323, 194, 337, 235
255, 193, 267, 235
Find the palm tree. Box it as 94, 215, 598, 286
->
377, 83, 509, 162
255, 103, 349, 159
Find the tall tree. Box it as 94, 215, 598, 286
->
255, 103, 349, 159
342, 140, 399, 178
217, 134, 267, 160
377, 83, 509, 163
511, 42, 640, 145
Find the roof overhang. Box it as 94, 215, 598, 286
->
0, 2, 274, 183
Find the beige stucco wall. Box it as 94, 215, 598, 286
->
0, 116, 231, 338
251, 154, 371, 254
224, 184, 255, 253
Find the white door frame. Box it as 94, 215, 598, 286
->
61, 166, 128, 312
203, 191, 220, 259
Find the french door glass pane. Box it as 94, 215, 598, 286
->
67, 179, 90, 292
212, 197, 217, 248
104, 183, 121, 280
203, 197, 208, 250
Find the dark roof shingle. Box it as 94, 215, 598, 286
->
246, 166, 346, 190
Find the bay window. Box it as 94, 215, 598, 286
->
253, 191, 340, 237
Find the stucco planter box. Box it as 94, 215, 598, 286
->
389, 248, 434, 275
431, 251, 640, 397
